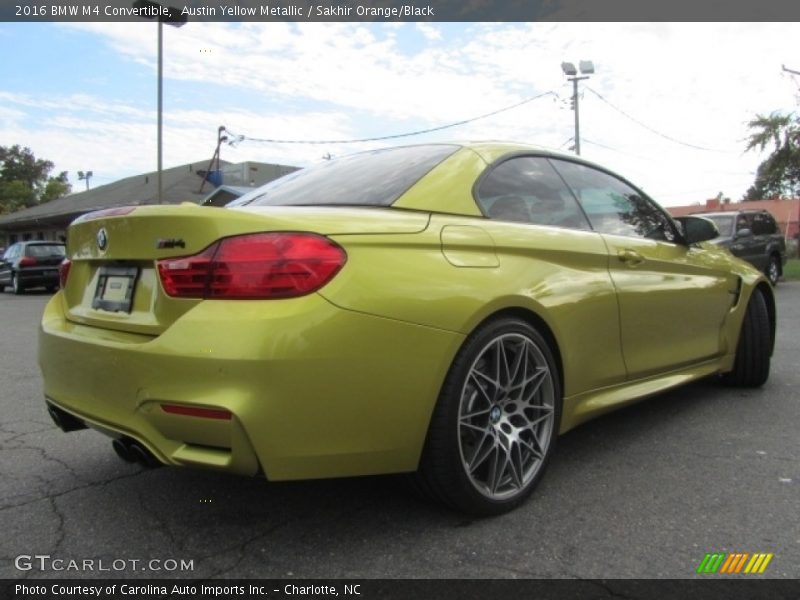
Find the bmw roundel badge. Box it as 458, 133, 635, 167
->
97, 228, 108, 251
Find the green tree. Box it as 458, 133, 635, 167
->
0, 145, 72, 214
40, 172, 71, 204
743, 112, 800, 200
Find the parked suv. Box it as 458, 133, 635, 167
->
699, 210, 786, 285
0, 241, 65, 294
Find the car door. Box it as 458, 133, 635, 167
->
474, 155, 628, 394
747, 212, 773, 271
0, 244, 17, 284
730, 213, 762, 269
550, 159, 737, 380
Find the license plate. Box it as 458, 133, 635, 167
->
92, 266, 139, 313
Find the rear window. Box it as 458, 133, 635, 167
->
232, 144, 459, 208
25, 244, 65, 257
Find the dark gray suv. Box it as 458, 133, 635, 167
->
699, 210, 786, 286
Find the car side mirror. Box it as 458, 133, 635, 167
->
675, 216, 719, 245
735, 228, 753, 239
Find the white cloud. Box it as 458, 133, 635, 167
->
3, 22, 800, 205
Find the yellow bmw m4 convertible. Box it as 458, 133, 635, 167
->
39, 142, 775, 515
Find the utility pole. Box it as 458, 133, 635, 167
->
561, 61, 595, 156
132, 1, 187, 204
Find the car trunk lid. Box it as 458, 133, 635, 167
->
62, 203, 429, 336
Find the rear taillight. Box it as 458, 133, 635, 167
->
19, 256, 37, 267
59, 259, 72, 289
157, 232, 347, 299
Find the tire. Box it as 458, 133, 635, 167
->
416, 317, 562, 516
722, 288, 771, 387
765, 255, 781, 287
11, 274, 24, 295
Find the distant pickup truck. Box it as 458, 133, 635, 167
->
698, 209, 787, 285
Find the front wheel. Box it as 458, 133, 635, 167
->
722, 288, 771, 387
416, 318, 561, 516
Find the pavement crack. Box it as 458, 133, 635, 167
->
0, 468, 147, 512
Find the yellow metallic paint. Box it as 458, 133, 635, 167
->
39, 141, 774, 482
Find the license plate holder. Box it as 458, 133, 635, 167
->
92, 266, 139, 313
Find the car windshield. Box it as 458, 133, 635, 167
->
229, 144, 460, 208
25, 244, 65, 257
702, 215, 735, 237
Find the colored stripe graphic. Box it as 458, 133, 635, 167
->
697, 553, 773, 574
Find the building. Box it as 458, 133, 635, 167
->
666, 198, 800, 240
0, 159, 298, 246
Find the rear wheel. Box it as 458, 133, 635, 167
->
416, 318, 561, 516
766, 255, 781, 286
11, 274, 24, 295
722, 288, 771, 387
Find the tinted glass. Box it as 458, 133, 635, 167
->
551, 159, 675, 241
736, 214, 752, 232
236, 145, 459, 208
703, 215, 735, 237
752, 212, 776, 235
476, 156, 591, 229
25, 244, 65, 258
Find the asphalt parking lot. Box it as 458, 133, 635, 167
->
1, 286, 798, 580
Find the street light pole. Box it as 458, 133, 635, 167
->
561, 60, 595, 156
133, 0, 186, 204
157, 19, 163, 204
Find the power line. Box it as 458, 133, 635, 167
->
584, 87, 736, 153
223, 91, 558, 146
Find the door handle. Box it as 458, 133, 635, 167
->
618, 249, 645, 266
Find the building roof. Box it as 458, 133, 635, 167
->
0, 160, 230, 230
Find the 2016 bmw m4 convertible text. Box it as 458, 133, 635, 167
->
39, 142, 775, 515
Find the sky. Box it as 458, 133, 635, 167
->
1, 21, 799, 207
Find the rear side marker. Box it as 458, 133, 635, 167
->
161, 404, 232, 420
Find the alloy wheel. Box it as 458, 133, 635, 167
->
767, 257, 780, 286
457, 333, 555, 501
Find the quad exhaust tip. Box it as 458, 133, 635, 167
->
46, 402, 161, 468
47, 403, 88, 433
112, 437, 162, 468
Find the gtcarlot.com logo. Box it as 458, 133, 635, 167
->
696, 552, 774, 575
15, 554, 194, 572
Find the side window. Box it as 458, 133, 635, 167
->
736, 214, 752, 233
550, 159, 676, 241
476, 156, 591, 230
752, 212, 776, 235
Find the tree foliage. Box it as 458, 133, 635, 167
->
0, 145, 72, 214
743, 112, 800, 200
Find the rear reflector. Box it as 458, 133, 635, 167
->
161, 404, 232, 420
157, 232, 346, 299
59, 259, 71, 289
19, 256, 37, 267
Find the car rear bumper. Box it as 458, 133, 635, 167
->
38, 293, 463, 480
19, 268, 60, 288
